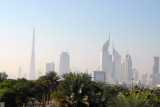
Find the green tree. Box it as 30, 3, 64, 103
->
87, 81, 112, 107
0, 78, 45, 107
0, 87, 16, 107
53, 72, 100, 107
38, 71, 60, 105
0, 72, 8, 82
112, 87, 160, 107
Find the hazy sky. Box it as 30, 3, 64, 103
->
0, 0, 160, 78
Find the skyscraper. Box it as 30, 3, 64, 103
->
112, 47, 121, 83
142, 73, 150, 86
152, 56, 159, 87
125, 54, 132, 84
121, 61, 126, 83
132, 69, 138, 81
46, 62, 55, 73
59, 52, 70, 74
100, 36, 112, 82
29, 28, 35, 80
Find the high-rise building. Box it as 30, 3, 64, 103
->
59, 52, 70, 74
148, 74, 153, 87
142, 73, 150, 86
152, 56, 159, 87
121, 61, 126, 83
46, 62, 55, 73
108, 55, 113, 82
125, 54, 132, 84
132, 69, 138, 81
29, 28, 36, 80
112, 47, 121, 83
100, 36, 112, 82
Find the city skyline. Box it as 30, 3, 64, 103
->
1, 28, 160, 80
4, 30, 160, 81
0, 0, 160, 78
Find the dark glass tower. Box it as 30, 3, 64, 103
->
152, 56, 159, 87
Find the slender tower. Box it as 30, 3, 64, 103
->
29, 28, 35, 80
126, 54, 132, 84
100, 33, 112, 82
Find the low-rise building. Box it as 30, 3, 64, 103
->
93, 71, 106, 82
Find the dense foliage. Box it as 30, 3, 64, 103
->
0, 72, 8, 82
0, 72, 59, 107
1, 72, 160, 107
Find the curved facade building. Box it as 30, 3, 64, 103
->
100, 36, 112, 82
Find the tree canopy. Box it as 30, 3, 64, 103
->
1, 72, 160, 107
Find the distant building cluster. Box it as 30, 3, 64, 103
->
7, 29, 160, 88
93, 36, 160, 88
93, 36, 139, 85
142, 56, 160, 87
28, 29, 71, 79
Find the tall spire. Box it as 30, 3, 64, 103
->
33, 27, 35, 49
113, 41, 115, 54
29, 28, 35, 80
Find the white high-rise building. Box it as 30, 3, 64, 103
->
59, 52, 70, 75
132, 69, 138, 81
121, 61, 127, 83
100, 36, 112, 82
46, 62, 55, 73
125, 54, 132, 84
112, 47, 121, 83
108, 55, 113, 82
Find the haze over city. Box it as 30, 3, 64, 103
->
0, 0, 160, 79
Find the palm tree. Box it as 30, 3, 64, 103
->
112, 88, 157, 107
87, 81, 111, 107
53, 72, 98, 107
38, 71, 60, 105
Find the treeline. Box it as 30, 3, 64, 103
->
0, 72, 160, 107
